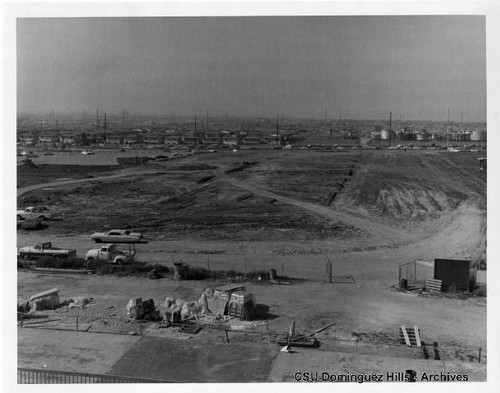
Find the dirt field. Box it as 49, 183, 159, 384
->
16, 148, 487, 381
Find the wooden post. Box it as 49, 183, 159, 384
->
329, 262, 333, 283
139, 322, 142, 336
413, 325, 421, 347
207, 257, 210, 273
225, 330, 229, 343
76, 316, 79, 331
478, 347, 482, 363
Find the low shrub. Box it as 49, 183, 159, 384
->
36, 256, 86, 269
246, 270, 270, 280
187, 266, 209, 280
32, 257, 170, 278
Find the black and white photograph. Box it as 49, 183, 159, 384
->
2, 0, 499, 390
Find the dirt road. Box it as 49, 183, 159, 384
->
17, 167, 161, 197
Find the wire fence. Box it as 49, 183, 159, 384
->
167, 253, 352, 283
17, 367, 167, 384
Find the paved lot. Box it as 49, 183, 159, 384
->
108, 336, 277, 382
18, 328, 140, 374
17, 327, 277, 383
268, 347, 487, 383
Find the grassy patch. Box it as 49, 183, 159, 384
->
27, 256, 170, 277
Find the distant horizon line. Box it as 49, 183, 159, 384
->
16, 110, 487, 124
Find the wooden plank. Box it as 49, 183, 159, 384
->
308, 321, 336, 337
401, 325, 411, 346
414, 325, 421, 347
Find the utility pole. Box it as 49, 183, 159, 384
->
389, 112, 392, 147
447, 108, 450, 147
103, 113, 107, 147
206, 111, 209, 141
276, 112, 280, 145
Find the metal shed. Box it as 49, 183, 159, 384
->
434, 259, 470, 292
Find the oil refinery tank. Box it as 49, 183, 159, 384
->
381, 129, 390, 140
470, 130, 487, 141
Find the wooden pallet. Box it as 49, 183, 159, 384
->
425, 279, 443, 292
400, 325, 421, 347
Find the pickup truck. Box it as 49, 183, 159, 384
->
18, 242, 77, 260
85, 244, 136, 264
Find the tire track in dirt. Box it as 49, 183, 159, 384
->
221, 174, 410, 245
17, 168, 162, 197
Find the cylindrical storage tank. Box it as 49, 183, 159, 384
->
381, 130, 390, 140
470, 130, 487, 141
416, 133, 427, 141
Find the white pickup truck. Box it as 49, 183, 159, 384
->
85, 244, 136, 264
19, 242, 77, 260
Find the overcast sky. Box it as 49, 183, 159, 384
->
17, 16, 486, 121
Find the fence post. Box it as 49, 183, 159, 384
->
139, 322, 142, 336
225, 330, 229, 343
76, 316, 79, 332
478, 347, 482, 363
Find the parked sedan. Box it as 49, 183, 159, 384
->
17, 206, 53, 221
91, 229, 144, 243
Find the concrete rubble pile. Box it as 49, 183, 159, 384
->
161, 285, 259, 324
126, 297, 161, 321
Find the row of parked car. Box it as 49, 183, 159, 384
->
18, 222, 148, 264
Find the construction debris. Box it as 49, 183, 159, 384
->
227, 291, 256, 321
29, 288, 60, 311
276, 333, 320, 348
308, 321, 336, 336
68, 296, 92, 309
126, 297, 161, 321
